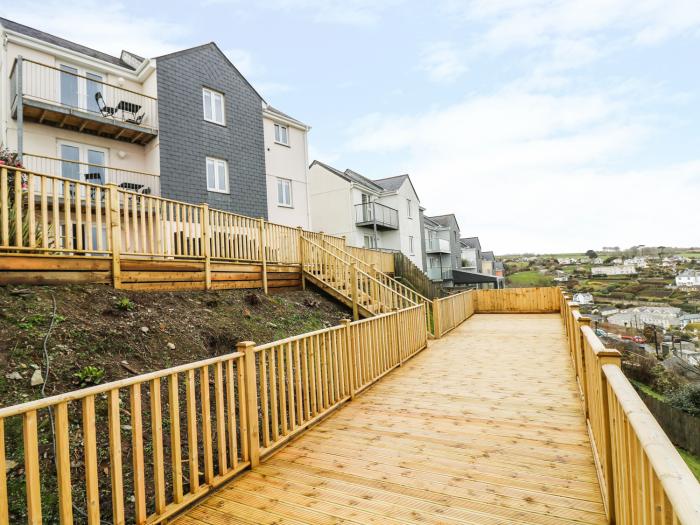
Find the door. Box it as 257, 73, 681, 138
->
60, 144, 81, 180
60, 65, 79, 108
86, 72, 104, 113
85, 149, 106, 184
361, 193, 372, 222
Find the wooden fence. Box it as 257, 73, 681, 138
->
561, 292, 700, 525
0, 167, 393, 290
392, 251, 444, 299
433, 289, 475, 337
0, 303, 427, 524
474, 286, 560, 312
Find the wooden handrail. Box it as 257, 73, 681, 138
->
0, 304, 428, 524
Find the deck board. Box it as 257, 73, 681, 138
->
176, 314, 607, 525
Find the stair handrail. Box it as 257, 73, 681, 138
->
309, 235, 431, 306
301, 237, 418, 312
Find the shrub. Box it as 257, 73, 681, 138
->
115, 297, 135, 311
668, 384, 700, 416
73, 366, 105, 387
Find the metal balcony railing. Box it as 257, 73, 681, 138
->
426, 237, 450, 253
354, 202, 399, 230
23, 154, 160, 195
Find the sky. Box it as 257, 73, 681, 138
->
3, 0, 700, 254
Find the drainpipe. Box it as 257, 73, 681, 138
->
16, 56, 23, 161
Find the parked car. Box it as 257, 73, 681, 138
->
595, 329, 607, 337
622, 335, 646, 344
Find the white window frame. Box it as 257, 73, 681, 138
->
274, 123, 289, 146
206, 157, 229, 194
277, 177, 293, 207
364, 235, 377, 249
202, 87, 226, 126
58, 62, 105, 112
406, 198, 412, 218
56, 140, 109, 182
409, 235, 415, 255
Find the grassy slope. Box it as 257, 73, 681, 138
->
507, 270, 554, 287
678, 449, 700, 481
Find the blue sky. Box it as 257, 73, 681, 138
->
5, 0, 700, 253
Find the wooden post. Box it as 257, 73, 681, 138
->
598, 349, 621, 523
298, 227, 306, 291
238, 341, 260, 467
107, 184, 122, 288
350, 263, 359, 321
341, 319, 356, 399
433, 299, 442, 339
258, 217, 268, 294
201, 204, 211, 290
578, 316, 592, 415
394, 308, 403, 366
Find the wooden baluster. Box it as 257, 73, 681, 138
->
185, 370, 199, 493
0, 168, 8, 246
14, 170, 22, 247
27, 173, 36, 248
308, 336, 318, 416
269, 349, 279, 441
278, 345, 288, 435
260, 350, 270, 447
0, 419, 8, 525
84, 182, 93, 252
108, 389, 125, 524
294, 340, 303, 426
238, 342, 260, 467
226, 360, 239, 468
155, 199, 162, 256
214, 362, 227, 475
169, 373, 183, 503
64, 180, 73, 251
53, 178, 60, 249
83, 396, 100, 524
286, 341, 296, 431
121, 193, 130, 253
130, 384, 147, 523
150, 378, 166, 514
139, 196, 147, 253
301, 338, 311, 420
24, 410, 42, 524
200, 366, 214, 483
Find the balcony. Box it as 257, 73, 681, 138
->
10, 58, 158, 145
23, 153, 160, 195
427, 266, 452, 281
426, 237, 450, 253
354, 202, 398, 230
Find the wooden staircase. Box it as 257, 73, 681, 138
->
301, 237, 420, 320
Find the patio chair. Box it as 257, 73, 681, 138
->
95, 93, 117, 117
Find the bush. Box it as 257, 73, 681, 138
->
668, 384, 700, 416
115, 297, 135, 311
73, 366, 105, 387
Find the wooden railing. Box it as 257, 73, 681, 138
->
561, 291, 700, 525
393, 251, 444, 299
474, 286, 560, 312
346, 245, 395, 274
433, 289, 475, 337
0, 304, 427, 524
0, 167, 397, 289
301, 237, 417, 319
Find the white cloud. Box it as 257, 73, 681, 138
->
223, 48, 256, 78
418, 42, 468, 83
2, 1, 188, 58
344, 85, 700, 253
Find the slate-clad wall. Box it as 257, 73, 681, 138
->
156, 44, 267, 217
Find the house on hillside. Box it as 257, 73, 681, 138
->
557, 257, 576, 265
460, 237, 482, 272
675, 269, 700, 287
1, 17, 310, 224
453, 237, 504, 289
573, 292, 594, 305
624, 256, 648, 269
591, 265, 636, 276
422, 214, 461, 284
308, 161, 424, 268
481, 251, 496, 275
607, 307, 682, 330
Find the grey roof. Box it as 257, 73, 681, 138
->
374, 174, 408, 192
423, 216, 442, 229
265, 105, 308, 128
460, 237, 481, 250
482, 251, 495, 261
426, 214, 460, 231
0, 17, 135, 70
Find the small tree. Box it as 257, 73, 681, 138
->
586, 249, 598, 258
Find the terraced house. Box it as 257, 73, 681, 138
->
0, 17, 311, 225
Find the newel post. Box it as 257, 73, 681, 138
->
433, 299, 442, 339
341, 319, 356, 399
577, 316, 592, 413
107, 184, 122, 288
298, 227, 306, 291
200, 203, 211, 290
258, 217, 268, 294
350, 262, 359, 321
568, 302, 580, 360
238, 341, 261, 467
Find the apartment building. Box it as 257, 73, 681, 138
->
262, 105, 312, 228
422, 213, 461, 284
1, 18, 311, 224
308, 161, 424, 268
460, 237, 482, 272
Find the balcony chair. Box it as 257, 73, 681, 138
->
94, 92, 117, 117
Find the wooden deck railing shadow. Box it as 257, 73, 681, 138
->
0, 303, 427, 524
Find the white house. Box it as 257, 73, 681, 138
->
263, 105, 311, 229
676, 269, 700, 287
308, 161, 424, 269
557, 257, 576, 265
607, 307, 682, 330
591, 265, 636, 276
573, 292, 594, 304
624, 256, 648, 269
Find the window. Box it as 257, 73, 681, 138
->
58, 141, 107, 183
274, 123, 289, 145
59, 64, 104, 113
364, 235, 377, 249
406, 198, 412, 218
203, 88, 225, 125
277, 178, 292, 207
409, 235, 415, 254
206, 157, 229, 193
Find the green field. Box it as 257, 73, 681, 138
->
507, 271, 554, 287
678, 448, 700, 481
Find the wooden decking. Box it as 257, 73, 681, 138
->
176, 314, 607, 525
